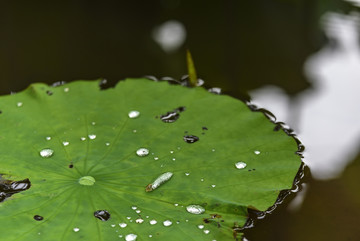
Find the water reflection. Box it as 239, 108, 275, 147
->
250, 11, 360, 180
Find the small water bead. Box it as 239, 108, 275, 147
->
174, 203, 179, 207
91, 122, 96, 125
197, 224, 204, 229
203, 230, 210, 234
183, 135, 199, 143
185, 173, 190, 176
88, 134, 96, 140
73, 228, 80, 232
128, 111, 140, 119
132, 129, 137, 133
200, 178, 204, 182
211, 185, 216, 188
131, 206, 137, 210
172, 158, 176, 161
33, 215, 44, 221
40, 148, 54, 158
78, 176, 96, 186
154, 157, 159, 160
111, 224, 116, 228
135, 218, 144, 224
105, 142, 110, 146
136, 148, 149, 157
17, 102, 23, 107
149, 235, 153, 238
163, 220, 172, 227
176, 221, 180, 224
45, 136, 51, 141
186, 205, 205, 215
208, 87, 222, 94
119, 223, 127, 228
80, 137, 86, 141
126, 217, 131, 220
136, 210, 141, 214
94, 210, 111, 221
62, 141, 69, 146
125, 234, 137, 241
170, 150, 174, 154
254, 150, 261, 155
235, 162, 247, 169
64, 87, 69, 92
149, 220, 157, 225
119, 235, 123, 238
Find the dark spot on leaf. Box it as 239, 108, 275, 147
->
0, 110, 2, 114
184, 131, 188, 134
183, 135, 199, 143
46, 90, 53, 96
33, 215, 43, 221
94, 210, 111, 221
175, 106, 186, 112
69, 164, 74, 168
0, 178, 31, 203
203, 218, 210, 223
202, 127, 208, 130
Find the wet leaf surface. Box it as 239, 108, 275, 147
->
0, 78, 301, 240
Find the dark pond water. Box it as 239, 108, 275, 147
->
1, 1, 360, 240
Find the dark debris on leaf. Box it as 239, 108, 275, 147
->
183, 135, 199, 143
33, 215, 44, 221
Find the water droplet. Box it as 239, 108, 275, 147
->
198, 224, 204, 229
150, 219, 157, 225
111, 224, 116, 227
105, 142, 110, 146
132, 129, 137, 133
211, 184, 216, 188
94, 210, 111, 221
135, 218, 144, 224
91, 122, 96, 125
146, 172, 173, 192
128, 110, 140, 119
200, 178, 204, 182
88, 134, 96, 140
135, 210, 141, 214
235, 162, 247, 169
17, 102, 23, 107
208, 87, 222, 94
119, 235, 123, 238
212, 148, 216, 152
183, 135, 199, 143
119, 223, 127, 228
163, 220, 172, 227
125, 234, 137, 241
176, 221, 180, 224
177, 146, 181, 150
73, 227, 80, 232
160, 111, 180, 123
33, 215, 43, 221
154, 157, 159, 160
45, 136, 51, 141
185, 173, 190, 176
136, 148, 149, 157
62, 141, 69, 146
126, 217, 131, 220
131, 206, 137, 210
254, 150, 260, 155
40, 148, 54, 158
174, 203, 179, 206
80, 137, 86, 141
149, 234, 153, 238
203, 230, 210, 234
78, 176, 95, 186
186, 205, 205, 215
172, 158, 176, 161
64, 87, 69, 92
170, 150, 174, 154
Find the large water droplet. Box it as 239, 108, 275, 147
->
150, 219, 157, 225
136, 148, 149, 157
186, 205, 205, 215
94, 210, 111, 221
40, 148, 54, 158
128, 111, 140, 119
119, 223, 127, 228
78, 176, 95, 186
235, 162, 247, 169
183, 135, 199, 143
125, 234, 137, 241
163, 220, 172, 226
135, 218, 144, 224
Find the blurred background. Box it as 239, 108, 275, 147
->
1, 0, 359, 240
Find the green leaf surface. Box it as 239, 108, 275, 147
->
0, 78, 301, 241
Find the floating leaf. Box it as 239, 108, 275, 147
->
0, 78, 302, 240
